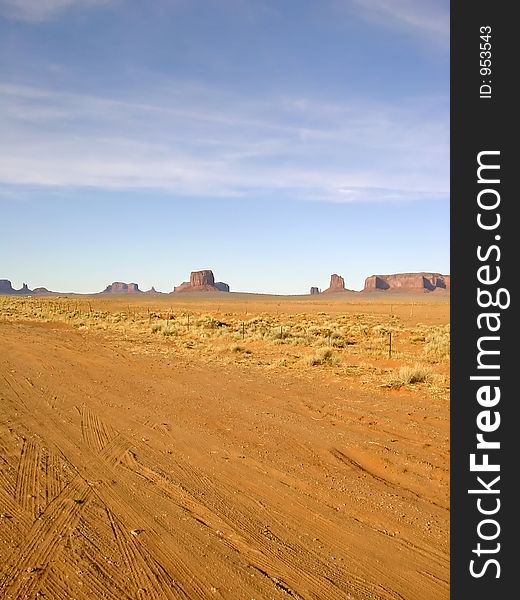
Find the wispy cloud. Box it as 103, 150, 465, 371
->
349, 0, 449, 40
0, 81, 448, 202
0, 0, 115, 22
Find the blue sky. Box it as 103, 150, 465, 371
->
0, 0, 449, 294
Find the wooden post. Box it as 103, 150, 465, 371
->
187, 314, 190, 331
242, 322, 245, 339
389, 332, 392, 358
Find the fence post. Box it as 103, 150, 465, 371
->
389, 332, 392, 358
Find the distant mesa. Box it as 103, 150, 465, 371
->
214, 281, 230, 292
102, 282, 142, 294
32, 287, 57, 296
0, 279, 33, 295
145, 286, 162, 295
174, 270, 230, 293
0, 279, 16, 294
322, 273, 348, 294
2, 272, 451, 297
363, 273, 450, 293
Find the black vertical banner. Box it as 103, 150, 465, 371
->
451, 2, 515, 598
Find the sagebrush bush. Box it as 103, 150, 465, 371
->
424, 328, 450, 361
230, 344, 251, 354
305, 347, 339, 366
397, 364, 432, 385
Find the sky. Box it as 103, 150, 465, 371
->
0, 0, 449, 294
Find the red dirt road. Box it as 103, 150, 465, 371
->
0, 321, 449, 599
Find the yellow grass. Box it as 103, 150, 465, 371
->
0, 293, 450, 396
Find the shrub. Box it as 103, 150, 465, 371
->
305, 347, 339, 366
397, 364, 432, 385
230, 344, 252, 354
424, 329, 450, 361
199, 315, 221, 329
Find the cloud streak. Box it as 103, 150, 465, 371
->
0, 81, 448, 203
0, 0, 115, 22
349, 0, 449, 40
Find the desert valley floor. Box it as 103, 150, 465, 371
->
0, 294, 449, 600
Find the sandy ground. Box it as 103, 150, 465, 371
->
0, 304, 449, 599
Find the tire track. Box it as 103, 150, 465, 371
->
330, 447, 447, 510
80, 405, 113, 452
0, 322, 450, 599
122, 446, 359, 600
0, 461, 16, 500
330, 447, 389, 485
174, 454, 424, 600
46, 414, 203, 598
44, 554, 135, 600
106, 507, 187, 600
77, 537, 147, 600
0, 476, 91, 599
45, 450, 63, 505
3, 404, 445, 600
39, 566, 95, 600
1, 397, 198, 599
0, 481, 33, 561
90, 481, 205, 599
1, 374, 28, 409
14, 438, 41, 520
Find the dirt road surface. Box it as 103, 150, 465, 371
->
0, 321, 449, 599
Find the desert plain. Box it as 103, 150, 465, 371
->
0, 292, 449, 600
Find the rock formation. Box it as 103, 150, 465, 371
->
0, 280, 34, 295
0, 279, 16, 294
363, 273, 450, 292
102, 282, 142, 294
174, 270, 230, 293
32, 287, 56, 295
322, 274, 347, 293
310, 287, 320, 295
144, 286, 163, 295
192, 270, 214, 287
214, 282, 230, 292
174, 281, 191, 292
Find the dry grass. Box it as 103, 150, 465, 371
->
304, 348, 339, 366
0, 295, 449, 395
396, 364, 433, 385
424, 326, 450, 362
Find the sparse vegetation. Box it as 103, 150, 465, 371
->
0, 295, 449, 395
230, 344, 251, 354
396, 364, 432, 385
424, 326, 450, 362
305, 348, 339, 366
